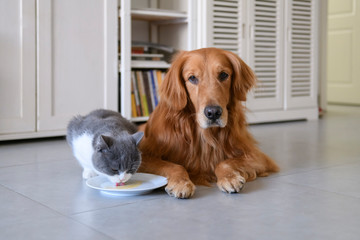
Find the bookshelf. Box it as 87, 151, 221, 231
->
119, 0, 197, 122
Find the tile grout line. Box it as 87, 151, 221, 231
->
0, 183, 117, 240
67, 197, 171, 240
70, 195, 165, 217
269, 160, 360, 180
0, 158, 75, 169
267, 178, 360, 200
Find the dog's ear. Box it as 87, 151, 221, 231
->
159, 51, 188, 111
225, 51, 257, 101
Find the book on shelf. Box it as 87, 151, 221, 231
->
131, 41, 175, 55
149, 70, 159, 107
119, 53, 170, 69
135, 71, 149, 117
142, 71, 153, 114
131, 71, 142, 117
118, 41, 175, 63
131, 92, 137, 118
131, 70, 165, 118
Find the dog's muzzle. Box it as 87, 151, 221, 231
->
199, 105, 226, 129
204, 105, 222, 121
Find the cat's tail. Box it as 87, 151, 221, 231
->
66, 115, 84, 145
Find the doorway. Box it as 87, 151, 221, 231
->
327, 0, 360, 105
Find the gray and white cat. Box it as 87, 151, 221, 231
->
66, 109, 144, 184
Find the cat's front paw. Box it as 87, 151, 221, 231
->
165, 177, 196, 199
82, 169, 98, 179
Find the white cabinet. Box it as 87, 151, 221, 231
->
199, 0, 319, 123
1, 0, 320, 140
36, 0, 118, 131
0, 0, 36, 135
0, 0, 118, 140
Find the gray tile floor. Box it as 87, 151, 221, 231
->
1, 105, 359, 240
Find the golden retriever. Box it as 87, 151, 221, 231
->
139, 48, 279, 198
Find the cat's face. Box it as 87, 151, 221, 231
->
92, 132, 143, 183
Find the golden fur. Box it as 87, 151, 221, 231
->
139, 48, 279, 198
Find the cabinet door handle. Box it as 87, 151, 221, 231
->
242, 23, 246, 39
249, 25, 254, 40
287, 28, 292, 42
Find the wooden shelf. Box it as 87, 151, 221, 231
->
131, 60, 170, 69
120, 60, 170, 70
131, 116, 149, 122
119, 8, 187, 22
131, 8, 187, 21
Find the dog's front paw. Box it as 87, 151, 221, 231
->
216, 171, 246, 193
165, 177, 196, 199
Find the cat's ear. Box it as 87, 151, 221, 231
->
132, 132, 144, 146
96, 135, 113, 152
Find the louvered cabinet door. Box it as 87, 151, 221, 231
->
200, 0, 243, 55
284, 0, 318, 109
246, 0, 284, 111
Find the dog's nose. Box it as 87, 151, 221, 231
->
204, 106, 222, 120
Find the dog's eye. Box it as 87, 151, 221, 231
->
219, 72, 229, 81
188, 75, 199, 85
